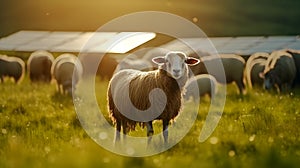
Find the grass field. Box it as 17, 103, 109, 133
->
0, 75, 299, 168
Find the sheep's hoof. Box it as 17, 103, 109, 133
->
147, 131, 154, 137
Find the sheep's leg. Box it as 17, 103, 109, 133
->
162, 120, 169, 145
56, 84, 60, 93
122, 122, 127, 142
114, 121, 121, 144
13, 76, 19, 83
146, 121, 154, 144
58, 84, 62, 94
237, 80, 245, 95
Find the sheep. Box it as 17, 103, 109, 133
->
189, 54, 246, 94
245, 52, 269, 89
245, 52, 269, 68
284, 49, 300, 86
259, 50, 296, 92
107, 51, 200, 145
27, 50, 54, 83
184, 74, 217, 102
0, 55, 25, 83
51, 53, 83, 95
247, 59, 267, 89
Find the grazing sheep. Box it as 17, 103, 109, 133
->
108, 51, 200, 145
189, 54, 246, 94
51, 54, 83, 95
0, 55, 25, 83
184, 74, 217, 102
259, 50, 296, 92
245, 52, 269, 68
27, 50, 54, 83
285, 49, 300, 86
247, 59, 267, 89
245, 52, 269, 89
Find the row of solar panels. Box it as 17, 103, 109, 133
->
0, 31, 156, 53
0, 30, 299, 55
162, 36, 300, 56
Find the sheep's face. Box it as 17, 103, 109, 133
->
263, 70, 279, 90
152, 51, 200, 79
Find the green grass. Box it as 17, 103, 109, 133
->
0, 76, 300, 168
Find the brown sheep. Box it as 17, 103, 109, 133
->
27, 50, 54, 83
259, 50, 296, 92
0, 55, 25, 83
108, 51, 200, 145
189, 54, 246, 94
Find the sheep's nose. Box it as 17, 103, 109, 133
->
173, 69, 180, 74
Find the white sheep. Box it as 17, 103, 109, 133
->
0, 55, 25, 83
27, 50, 54, 83
184, 74, 217, 102
107, 51, 200, 145
51, 53, 83, 95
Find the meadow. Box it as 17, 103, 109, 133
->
0, 75, 299, 168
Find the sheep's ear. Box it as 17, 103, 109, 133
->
259, 72, 265, 79
185, 57, 200, 66
152, 56, 166, 65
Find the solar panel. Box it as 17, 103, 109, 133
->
162, 36, 300, 55
0, 31, 156, 53
0, 31, 299, 55
87, 32, 156, 53
51, 32, 115, 52
16, 32, 83, 51
0, 31, 50, 50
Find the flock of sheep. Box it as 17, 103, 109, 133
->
185, 49, 300, 98
109, 48, 300, 144
0, 50, 83, 95
1, 47, 300, 145
115, 48, 300, 97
